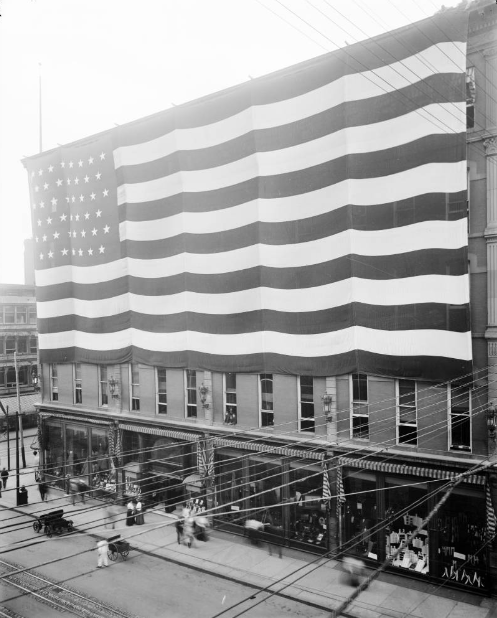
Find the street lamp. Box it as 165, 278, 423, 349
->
199, 383, 209, 408
108, 376, 119, 399
322, 393, 333, 422
487, 402, 497, 441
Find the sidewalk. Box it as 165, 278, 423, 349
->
1, 442, 497, 617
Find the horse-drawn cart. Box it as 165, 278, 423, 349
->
107, 534, 130, 561
33, 509, 74, 537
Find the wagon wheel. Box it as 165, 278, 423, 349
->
45, 524, 53, 538
121, 548, 129, 559
67, 521, 74, 532
33, 521, 41, 533
54, 525, 62, 536
108, 545, 118, 561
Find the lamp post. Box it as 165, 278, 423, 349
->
487, 402, 497, 442
0, 401, 10, 471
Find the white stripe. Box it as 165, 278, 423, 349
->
113, 43, 465, 168
36, 274, 469, 319
117, 108, 465, 205
36, 219, 468, 287
38, 326, 472, 360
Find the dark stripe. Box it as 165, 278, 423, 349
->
37, 303, 470, 335
35, 248, 468, 302
38, 347, 472, 382
116, 13, 467, 142
118, 75, 464, 185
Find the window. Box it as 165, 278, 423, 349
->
15, 306, 27, 324
0, 338, 3, 354
99, 366, 108, 407
6, 367, 16, 387
50, 364, 58, 401
17, 337, 27, 354
4, 306, 15, 324
17, 366, 28, 386
397, 379, 417, 445
260, 374, 274, 427
5, 337, 15, 355
351, 373, 369, 439
74, 363, 82, 404
28, 306, 37, 324
449, 383, 471, 451
185, 369, 197, 418
131, 363, 140, 411
157, 367, 167, 414
224, 372, 237, 424
466, 67, 475, 129
299, 376, 315, 432
30, 336, 37, 354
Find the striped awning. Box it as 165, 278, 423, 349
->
120, 423, 201, 442
40, 411, 111, 426
339, 456, 485, 486
212, 437, 324, 460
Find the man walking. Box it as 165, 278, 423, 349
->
96, 539, 109, 568
1, 468, 9, 489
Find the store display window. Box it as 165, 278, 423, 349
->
434, 487, 487, 590
65, 424, 89, 480
290, 462, 327, 547
88, 428, 114, 494
343, 472, 378, 559
215, 451, 245, 525
385, 477, 428, 574
44, 421, 64, 485
248, 457, 282, 527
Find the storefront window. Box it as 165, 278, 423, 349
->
249, 457, 282, 526
45, 421, 64, 483
343, 472, 377, 559
215, 452, 245, 525
65, 424, 88, 479
434, 488, 487, 589
385, 477, 428, 573
290, 462, 327, 547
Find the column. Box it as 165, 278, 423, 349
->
485, 139, 497, 416
325, 376, 337, 443
201, 370, 213, 425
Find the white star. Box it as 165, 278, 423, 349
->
42, 234, 47, 242
90, 192, 96, 201
103, 225, 110, 234
35, 236, 39, 243
100, 152, 106, 160
73, 231, 77, 238
51, 197, 57, 207
38, 169, 43, 176
69, 161, 74, 168
46, 217, 52, 225
32, 203, 37, 210
92, 227, 97, 236
75, 213, 80, 221
66, 197, 70, 203
70, 215, 73, 221
62, 248, 68, 256
88, 248, 93, 255
79, 194, 85, 202
68, 231, 72, 238
88, 156, 94, 165
53, 231, 60, 239
84, 212, 90, 219
48, 251, 54, 258
74, 177, 80, 185
39, 252, 44, 260
43, 182, 49, 190
81, 229, 86, 237
84, 175, 90, 183
67, 178, 71, 185
103, 189, 109, 197
96, 209, 102, 217
39, 201, 45, 209
95, 172, 102, 180
48, 165, 54, 172
37, 219, 42, 227
72, 248, 76, 255
60, 212, 67, 221
99, 245, 105, 254
56, 178, 63, 187
35, 186, 39, 193
61, 161, 66, 168
71, 196, 76, 203
78, 160, 83, 167
78, 248, 83, 256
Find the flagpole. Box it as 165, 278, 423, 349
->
14, 353, 26, 468
38, 62, 42, 153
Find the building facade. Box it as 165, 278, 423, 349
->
30, 0, 497, 596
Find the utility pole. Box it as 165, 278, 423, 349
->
0, 401, 10, 470
14, 353, 26, 468
15, 410, 20, 506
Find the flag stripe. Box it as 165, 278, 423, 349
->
25, 10, 471, 380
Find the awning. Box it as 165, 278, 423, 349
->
183, 473, 203, 492
40, 411, 111, 426
120, 423, 201, 442
212, 437, 324, 460
339, 456, 485, 486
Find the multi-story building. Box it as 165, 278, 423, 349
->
24, 0, 497, 595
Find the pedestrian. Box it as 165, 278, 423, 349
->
96, 539, 109, 568
181, 502, 191, 519
68, 478, 80, 505
126, 499, 135, 526
105, 500, 120, 529
183, 517, 195, 548
77, 479, 87, 504
175, 517, 184, 545
195, 515, 209, 542
38, 481, 47, 502
265, 523, 283, 558
135, 498, 144, 525
1, 468, 9, 489
244, 518, 264, 546
342, 556, 365, 587
18, 485, 28, 505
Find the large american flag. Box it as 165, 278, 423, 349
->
24, 10, 471, 380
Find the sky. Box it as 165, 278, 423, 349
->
0, 0, 461, 284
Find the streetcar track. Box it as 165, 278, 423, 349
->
0, 558, 139, 618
